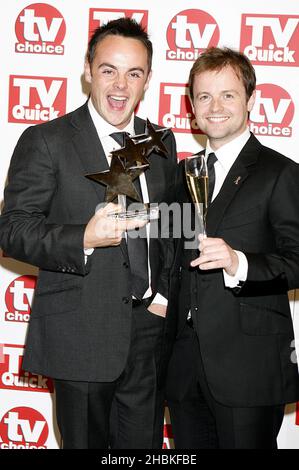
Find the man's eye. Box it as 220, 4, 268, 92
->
129, 72, 142, 79
199, 95, 210, 102
102, 69, 114, 75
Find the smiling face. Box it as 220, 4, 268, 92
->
84, 34, 152, 129
192, 65, 255, 150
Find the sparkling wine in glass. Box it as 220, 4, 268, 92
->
185, 154, 208, 237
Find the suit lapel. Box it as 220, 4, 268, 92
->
206, 134, 261, 236
70, 103, 108, 202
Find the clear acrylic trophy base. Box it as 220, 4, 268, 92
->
108, 195, 159, 221
108, 203, 159, 221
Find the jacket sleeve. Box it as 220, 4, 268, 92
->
239, 159, 299, 295
0, 125, 89, 276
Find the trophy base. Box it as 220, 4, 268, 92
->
108, 203, 159, 221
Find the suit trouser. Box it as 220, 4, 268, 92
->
54, 301, 165, 449
166, 323, 285, 449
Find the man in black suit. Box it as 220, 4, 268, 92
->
166, 47, 299, 449
0, 18, 177, 449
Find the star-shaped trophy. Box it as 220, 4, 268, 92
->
111, 134, 149, 168
85, 120, 170, 220
132, 119, 169, 157
86, 155, 147, 203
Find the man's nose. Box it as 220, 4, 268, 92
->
210, 97, 223, 112
113, 73, 127, 89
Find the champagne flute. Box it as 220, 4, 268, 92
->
185, 154, 208, 237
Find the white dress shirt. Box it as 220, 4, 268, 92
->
85, 99, 167, 305
205, 128, 250, 287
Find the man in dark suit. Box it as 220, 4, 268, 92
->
0, 18, 177, 449
166, 47, 299, 449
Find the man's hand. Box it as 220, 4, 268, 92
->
84, 203, 147, 249
190, 236, 239, 276
147, 303, 167, 318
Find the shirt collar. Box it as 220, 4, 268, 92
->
206, 128, 251, 173
88, 98, 135, 138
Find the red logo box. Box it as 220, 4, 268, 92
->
8, 75, 67, 124
240, 14, 299, 66
166, 9, 219, 61
15, 2, 66, 55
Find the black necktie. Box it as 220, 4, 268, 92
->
110, 132, 149, 300
109, 131, 126, 147
207, 152, 217, 205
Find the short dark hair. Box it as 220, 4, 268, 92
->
87, 17, 153, 73
189, 47, 256, 102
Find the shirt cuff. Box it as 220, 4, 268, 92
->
223, 250, 248, 288
151, 293, 168, 306
84, 248, 94, 265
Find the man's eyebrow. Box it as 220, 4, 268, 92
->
98, 62, 117, 69
222, 89, 238, 94
196, 89, 239, 95
98, 63, 145, 73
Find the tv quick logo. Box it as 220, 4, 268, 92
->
0, 407, 49, 449
0, 345, 53, 393
250, 84, 294, 137
166, 9, 219, 61
8, 75, 67, 124
88, 8, 148, 41
240, 14, 299, 66
158, 83, 201, 134
4, 275, 36, 323
15, 3, 66, 55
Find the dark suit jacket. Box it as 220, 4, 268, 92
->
167, 133, 299, 407
0, 102, 178, 382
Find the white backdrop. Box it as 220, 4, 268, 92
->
0, 0, 298, 449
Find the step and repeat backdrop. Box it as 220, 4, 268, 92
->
0, 0, 298, 449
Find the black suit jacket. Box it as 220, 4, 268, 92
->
168, 133, 299, 407
0, 102, 177, 382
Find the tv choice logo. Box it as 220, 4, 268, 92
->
0, 344, 53, 393
0, 407, 49, 449
5, 275, 36, 323
8, 75, 67, 124
158, 83, 202, 134
88, 8, 148, 41
166, 9, 219, 61
250, 84, 294, 137
15, 3, 66, 55
240, 14, 299, 66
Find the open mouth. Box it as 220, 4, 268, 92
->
107, 95, 128, 110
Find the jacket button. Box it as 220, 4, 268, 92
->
122, 296, 130, 304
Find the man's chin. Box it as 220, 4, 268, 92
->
105, 112, 131, 129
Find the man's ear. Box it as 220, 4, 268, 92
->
84, 61, 92, 84
247, 89, 256, 113
143, 70, 152, 93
